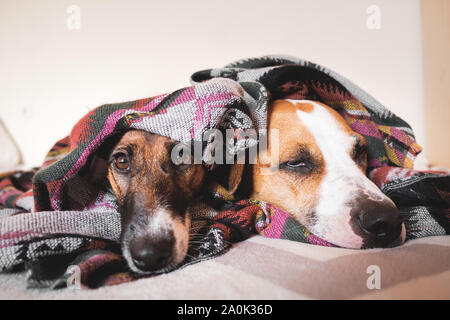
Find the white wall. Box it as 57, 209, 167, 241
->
0, 0, 424, 167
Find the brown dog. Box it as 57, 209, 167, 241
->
107, 130, 205, 274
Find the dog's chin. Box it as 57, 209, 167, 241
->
315, 231, 365, 249
307, 216, 365, 249
310, 222, 407, 249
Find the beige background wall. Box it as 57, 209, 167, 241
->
0, 0, 426, 167
422, 0, 450, 167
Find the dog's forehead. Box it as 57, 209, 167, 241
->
274, 99, 353, 132
269, 100, 355, 152
118, 130, 173, 152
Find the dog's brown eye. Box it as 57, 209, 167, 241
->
114, 154, 130, 171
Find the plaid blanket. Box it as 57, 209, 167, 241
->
1, 55, 449, 289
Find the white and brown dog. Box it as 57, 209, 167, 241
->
235, 99, 406, 249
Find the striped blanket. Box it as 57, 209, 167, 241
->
0, 55, 449, 289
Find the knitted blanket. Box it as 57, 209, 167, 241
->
1, 55, 449, 289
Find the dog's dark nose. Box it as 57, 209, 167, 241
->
129, 236, 174, 272
351, 200, 403, 248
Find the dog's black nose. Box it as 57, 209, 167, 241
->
351, 200, 403, 248
129, 236, 174, 272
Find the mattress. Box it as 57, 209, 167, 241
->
0, 234, 448, 299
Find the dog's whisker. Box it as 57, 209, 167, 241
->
188, 240, 206, 244
189, 232, 206, 237
189, 235, 207, 241
188, 234, 206, 239
184, 253, 197, 260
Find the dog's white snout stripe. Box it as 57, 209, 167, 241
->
147, 207, 173, 235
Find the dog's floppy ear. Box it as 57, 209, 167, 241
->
86, 133, 122, 186
227, 163, 244, 194
212, 163, 245, 195
87, 154, 109, 186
